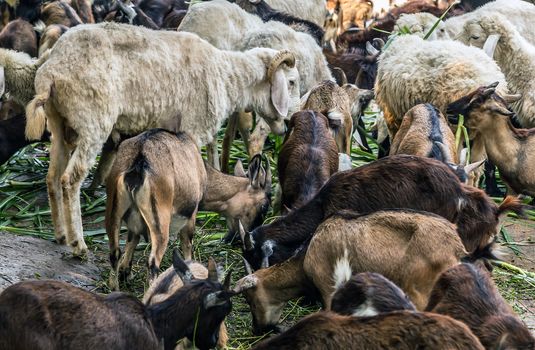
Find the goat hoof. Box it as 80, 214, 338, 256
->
118, 267, 131, 282
108, 272, 120, 291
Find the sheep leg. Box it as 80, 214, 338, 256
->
179, 210, 198, 261
60, 141, 102, 256
46, 117, 70, 245
237, 111, 253, 150
207, 142, 220, 171
221, 112, 239, 174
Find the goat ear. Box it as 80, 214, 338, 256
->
239, 221, 254, 251
172, 249, 193, 284
234, 159, 247, 177
233, 275, 258, 294
0, 67, 5, 97
483, 34, 500, 58
270, 69, 289, 118
332, 67, 348, 86
243, 257, 254, 275
207, 257, 219, 283
464, 159, 486, 175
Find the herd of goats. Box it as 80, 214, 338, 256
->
0, 0, 534, 349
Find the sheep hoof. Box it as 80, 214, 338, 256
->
55, 235, 66, 245
71, 241, 88, 257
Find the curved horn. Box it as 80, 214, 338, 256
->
366, 41, 379, 55
332, 67, 348, 86
207, 257, 219, 283
464, 159, 486, 175
372, 38, 385, 49
267, 50, 295, 82
483, 34, 500, 58
223, 270, 232, 291
239, 221, 254, 251
243, 257, 253, 275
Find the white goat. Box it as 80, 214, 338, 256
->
457, 13, 535, 128
25, 22, 299, 255
394, 12, 450, 40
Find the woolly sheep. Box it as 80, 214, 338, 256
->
24, 22, 300, 256
394, 12, 450, 40
457, 13, 535, 127
264, 0, 326, 27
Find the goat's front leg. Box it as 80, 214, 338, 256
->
179, 210, 198, 261
469, 138, 486, 188
61, 140, 102, 256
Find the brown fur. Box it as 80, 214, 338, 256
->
41, 1, 82, 27
0, 98, 24, 121
448, 88, 535, 196
253, 311, 484, 350
70, 0, 94, 23
0, 19, 37, 57
324, 48, 379, 90
305, 210, 467, 311
38, 24, 68, 57
278, 111, 338, 213
162, 9, 186, 29
426, 263, 535, 350
242, 155, 517, 271
391, 103, 457, 162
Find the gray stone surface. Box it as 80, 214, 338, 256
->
0, 232, 101, 291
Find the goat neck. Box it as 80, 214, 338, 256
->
201, 164, 249, 214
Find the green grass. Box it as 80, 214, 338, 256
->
0, 109, 534, 347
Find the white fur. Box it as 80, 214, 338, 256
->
352, 299, 379, 317
265, 0, 326, 27
333, 250, 352, 289
395, 13, 450, 40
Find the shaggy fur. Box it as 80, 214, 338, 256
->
252, 311, 484, 350
394, 12, 450, 40
264, 0, 326, 27
305, 210, 467, 310
0, 48, 48, 105
26, 22, 299, 256
426, 263, 535, 350
444, 0, 535, 44
277, 111, 339, 213
0, 19, 37, 57
457, 13, 535, 128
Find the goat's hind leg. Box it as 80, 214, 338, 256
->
46, 112, 70, 244
61, 139, 103, 256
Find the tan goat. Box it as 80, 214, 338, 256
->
301, 80, 374, 155
447, 84, 535, 196
106, 129, 271, 289
234, 209, 469, 333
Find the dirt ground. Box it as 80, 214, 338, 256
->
500, 217, 535, 333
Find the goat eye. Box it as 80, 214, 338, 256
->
471, 35, 480, 40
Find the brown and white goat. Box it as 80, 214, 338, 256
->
240, 155, 522, 270
390, 103, 485, 183
426, 263, 535, 350
300, 80, 374, 154
252, 311, 484, 350
143, 255, 229, 349
0, 250, 234, 350
38, 24, 69, 58
106, 129, 270, 288
331, 272, 416, 316
277, 110, 338, 214
235, 209, 486, 333
0, 19, 37, 57
447, 83, 535, 196
41, 1, 83, 27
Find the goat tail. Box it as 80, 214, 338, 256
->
25, 85, 51, 141
124, 153, 149, 195
497, 196, 524, 217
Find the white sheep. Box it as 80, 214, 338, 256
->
444, 0, 535, 43
25, 22, 300, 256
374, 34, 515, 186
0, 49, 49, 106
456, 13, 535, 128
394, 12, 450, 40
264, 0, 326, 27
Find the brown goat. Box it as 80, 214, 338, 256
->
106, 129, 270, 288
0, 250, 234, 350
331, 272, 416, 316
426, 263, 535, 350
301, 81, 374, 154
324, 44, 381, 90
38, 24, 69, 57
69, 0, 94, 23
143, 258, 229, 349
41, 1, 83, 27
447, 83, 535, 196
277, 110, 338, 214
0, 19, 37, 57
252, 311, 484, 350
240, 155, 523, 271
